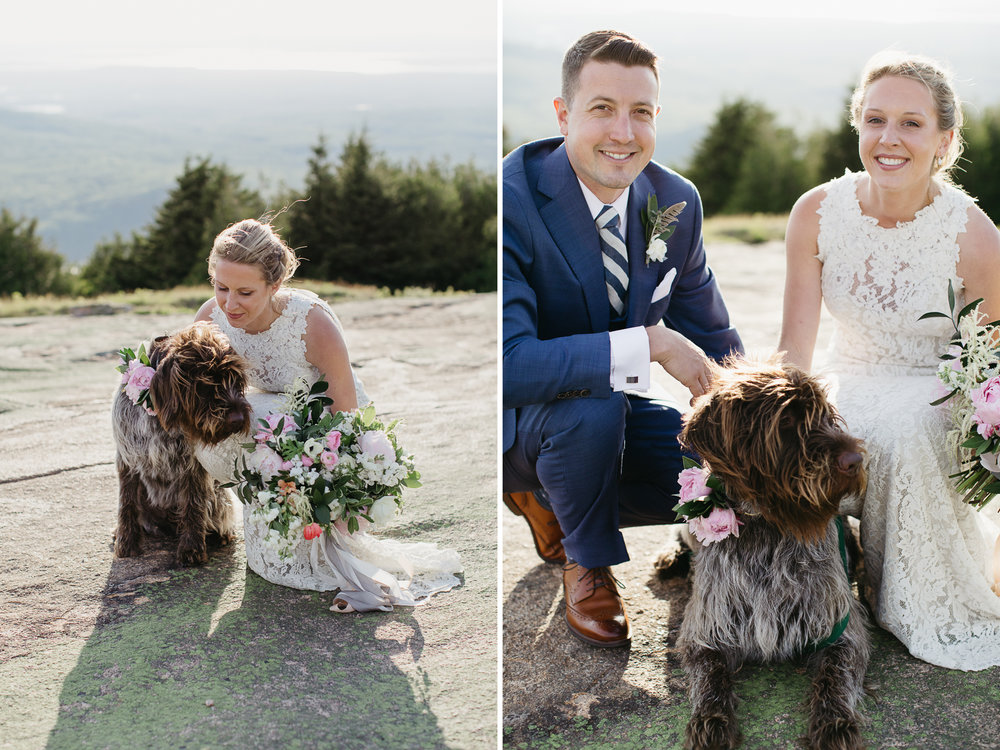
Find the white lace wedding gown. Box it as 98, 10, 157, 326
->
194, 288, 462, 612
816, 171, 1000, 670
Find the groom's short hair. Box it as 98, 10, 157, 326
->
561, 30, 659, 105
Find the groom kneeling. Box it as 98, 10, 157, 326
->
502, 30, 742, 647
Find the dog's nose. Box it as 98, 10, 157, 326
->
227, 411, 247, 431
838, 451, 863, 474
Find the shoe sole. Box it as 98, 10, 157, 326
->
564, 611, 631, 648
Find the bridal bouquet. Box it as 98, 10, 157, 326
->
921, 281, 1000, 509
228, 378, 421, 559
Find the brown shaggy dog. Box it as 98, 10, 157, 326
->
660, 358, 870, 750
112, 322, 251, 565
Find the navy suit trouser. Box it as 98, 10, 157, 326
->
502, 392, 686, 568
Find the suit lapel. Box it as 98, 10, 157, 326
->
537, 146, 609, 331
625, 172, 658, 327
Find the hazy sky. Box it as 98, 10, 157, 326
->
504, 0, 1000, 34
0, 0, 498, 73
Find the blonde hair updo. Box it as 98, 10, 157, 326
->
208, 218, 300, 287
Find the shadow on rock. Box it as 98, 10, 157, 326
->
46, 537, 446, 749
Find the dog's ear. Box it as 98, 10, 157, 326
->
148, 353, 180, 432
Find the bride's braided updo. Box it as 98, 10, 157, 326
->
208, 219, 301, 287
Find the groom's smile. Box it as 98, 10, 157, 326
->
555, 60, 660, 204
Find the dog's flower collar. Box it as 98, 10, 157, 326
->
674, 457, 742, 545
117, 343, 156, 415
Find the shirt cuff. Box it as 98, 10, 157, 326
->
609, 327, 650, 392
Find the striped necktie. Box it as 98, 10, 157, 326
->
596, 204, 629, 317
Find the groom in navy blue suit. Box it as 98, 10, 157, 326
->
503, 30, 743, 647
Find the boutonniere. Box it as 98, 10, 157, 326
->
640, 195, 686, 265
673, 457, 742, 545
117, 342, 157, 415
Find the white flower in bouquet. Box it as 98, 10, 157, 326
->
370, 495, 399, 526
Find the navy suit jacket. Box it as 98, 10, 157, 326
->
503, 137, 742, 452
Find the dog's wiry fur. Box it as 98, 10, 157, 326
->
112, 322, 251, 566
662, 358, 870, 750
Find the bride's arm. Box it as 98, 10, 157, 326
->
303, 305, 359, 412
957, 205, 1000, 326
778, 187, 826, 372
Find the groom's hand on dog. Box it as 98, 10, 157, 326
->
646, 325, 713, 399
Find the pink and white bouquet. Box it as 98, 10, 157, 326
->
229, 378, 421, 559
116, 343, 156, 414
674, 457, 742, 545
921, 281, 1000, 509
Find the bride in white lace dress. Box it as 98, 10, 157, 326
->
780, 52, 1000, 670
192, 218, 461, 612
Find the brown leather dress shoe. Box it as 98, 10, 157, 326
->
502, 491, 566, 563
562, 561, 631, 647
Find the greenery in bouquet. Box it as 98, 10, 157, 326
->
228, 378, 421, 558
920, 280, 1000, 509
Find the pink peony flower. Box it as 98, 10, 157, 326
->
254, 413, 297, 443
123, 363, 155, 403
320, 450, 339, 470
359, 430, 394, 461
252, 444, 284, 480
971, 376, 1000, 438
326, 430, 342, 452
302, 523, 322, 540
689, 506, 742, 546
678, 466, 712, 503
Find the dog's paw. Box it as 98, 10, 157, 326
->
176, 536, 209, 566
113, 530, 141, 558
654, 545, 692, 579
686, 714, 742, 750
210, 529, 236, 548
808, 717, 864, 750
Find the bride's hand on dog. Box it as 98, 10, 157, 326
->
646, 326, 713, 400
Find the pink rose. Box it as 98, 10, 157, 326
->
972, 377, 1000, 438
124, 363, 155, 403
320, 450, 339, 470
326, 431, 342, 452
301, 456, 313, 468
254, 413, 297, 443
359, 430, 394, 461
678, 466, 712, 503
303, 523, 322, 540
689, 507, 741, 546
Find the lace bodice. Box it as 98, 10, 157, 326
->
209, 288, 367, 401
817, 171, 973, 375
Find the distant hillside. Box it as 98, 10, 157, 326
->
0, 67, 497, 262
504, 13, 1000, 170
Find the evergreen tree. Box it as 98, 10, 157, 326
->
0, 209, 68, 296
685, 99, 770, 216
958, 106, 1000, 221
288, 136, 338, 279
814, 92, 863, 184
332, 131, 390, 285
80, 158, 264, 292
727, 119, 809, 215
